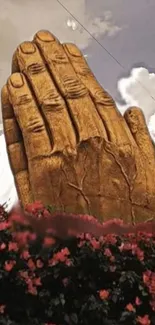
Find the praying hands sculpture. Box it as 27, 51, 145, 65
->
1, 30, 155, 223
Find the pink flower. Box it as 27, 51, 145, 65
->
143, 270, 151, 286
126, 303, 135, 312
8, 242, 18, 252
21, 250, 30, 260
137, 315, 151, 325
27, 284, 37, 295
104, 248, 112, 257
0, 221, 10, 231
0, 243, 6, 250
54, 248, 70, 262
99, 289, 109, 300
135, 297, 142, 306
4, 260, 16, 272
33, 277, 42, 286
65, 259, 72, 266
25, 201, 44, 213
136, 247, 144, 261
119, 242, 132, 252
90, 238, 100, 249
43, 237, 55, 247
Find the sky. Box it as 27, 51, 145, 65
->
1, 0, 155, 209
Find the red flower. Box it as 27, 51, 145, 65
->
4, 260, 16, 272
137, 315, 151, 325
33, 277, 42, 286
104, 248, 112, 257
65, 259, 72, 266
119, 242, 132, 252
49, 247, 70, 266
8, 242, 18, 252
0, 243, 6, 250
135, 297, 142, 306
25, 201, 44, 213
143, 270, 151, 286
0, 305, 5, 314
104, 234, 117, 245
13, 231, 29, 246
104, 248, 115, 262
78, 240, 85, 247
90, 238, 100, 249
27, 284, 37, 295
0, 221, 10, 231
43, 236, 56, 247
9, 213, 26, 224
99, 289, 109, 300
143, 270, 155, 295
21, 250, 30, 260
126, 303, 135, 312
136, 247, 144, 261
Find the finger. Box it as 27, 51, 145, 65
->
124, 107, 155, 162
1, 84, 33, 206
33, 30, 108, 143
7, 72, 52, 160
13, 42, 77, 156
63, 42, 134, 145
124, 106, 155, 211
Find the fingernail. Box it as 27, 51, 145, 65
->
65, 44, 81, 57
20, 42, 36, 54
36, 30, 55, 42
9, 73, 24, 88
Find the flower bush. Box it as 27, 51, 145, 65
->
0, 202, 155, 325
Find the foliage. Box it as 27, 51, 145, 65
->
0, 202, 155, 325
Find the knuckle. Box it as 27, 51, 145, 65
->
73, 61, 93, 77
50, 46, 69, 63
78, 63, 93, 76
27, 62, 46, 75
94, 88, 115, 106
16, 93, 32, 106
41, 91, 64, 112
63, 75, 88, 98
26, 118, 45, 133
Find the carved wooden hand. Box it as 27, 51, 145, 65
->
2, 30, 155, 223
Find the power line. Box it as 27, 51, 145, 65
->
56, 0, 124, 69
56, 0, 155, 104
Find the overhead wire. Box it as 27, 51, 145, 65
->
56, 0, 155, 104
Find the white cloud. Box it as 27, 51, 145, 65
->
117, 67, 155, 141
0, 134, 18, 211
